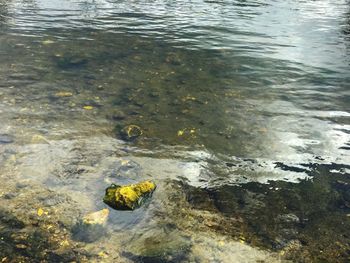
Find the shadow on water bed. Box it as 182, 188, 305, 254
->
182, 162, 350, 262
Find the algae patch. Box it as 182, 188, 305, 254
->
103, 181, 156, 210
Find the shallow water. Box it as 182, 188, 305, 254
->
0, 0, 349, 262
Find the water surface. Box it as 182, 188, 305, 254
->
0, 0, 349, 262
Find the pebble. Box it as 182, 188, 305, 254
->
15, 244, 27, 249
55, 91, 73, 97
0, 134, 14, 144
277, 213, 300, 224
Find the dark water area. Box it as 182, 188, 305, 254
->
0, 0, 349, 262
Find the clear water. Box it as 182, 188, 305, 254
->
0, 0, 349, 262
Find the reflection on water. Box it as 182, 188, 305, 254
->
0, 0, 349, 262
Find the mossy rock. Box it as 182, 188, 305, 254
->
103, 181, 156, 210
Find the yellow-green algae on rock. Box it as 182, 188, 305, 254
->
103, 181, 156, 210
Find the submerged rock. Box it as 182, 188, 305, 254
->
54, 91, 73, 97
120, 125, 143, 141
124, 225, 191, 263
31, 134, 50, 144
103, 181, 156, 210
277, 213, 300, 224
107, 109, 126, 120
72, 209, 109, 243
82, 208, 109, 225
54, 54, 88, 68
0, 134, 14, 144
107, 159, 142, 179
